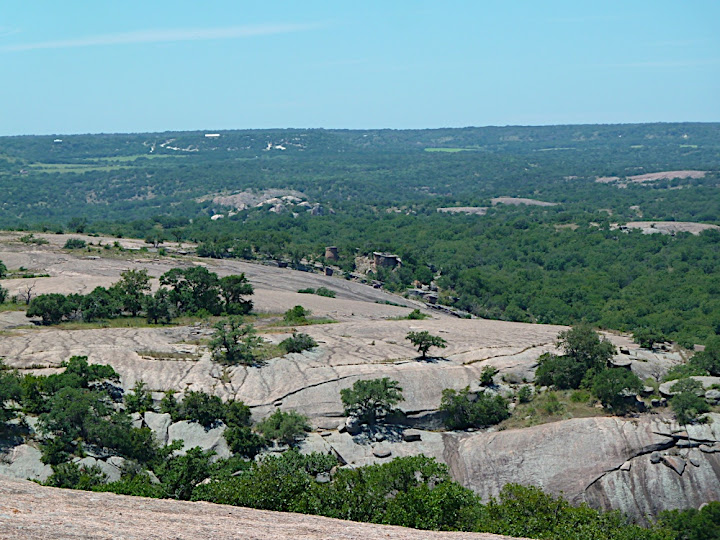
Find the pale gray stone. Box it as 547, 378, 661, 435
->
167, 421, 231, 461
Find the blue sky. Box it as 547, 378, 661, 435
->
1, 1, 718, 135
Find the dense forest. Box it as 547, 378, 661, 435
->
1, 123, 718, 344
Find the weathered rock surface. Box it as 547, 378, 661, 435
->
72, 456, 123, 483
445, 413, 720, 522
0, 474, 521, 540
144, 411, 172, 445
167, 421, 231, 461
0, 444, 51, 482
659, 376, 720, 397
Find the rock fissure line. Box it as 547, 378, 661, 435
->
463, 343, 554, 366
247, 374, 360, 409
583, 436, 679, 492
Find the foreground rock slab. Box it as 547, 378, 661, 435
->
0, 474, 520, 540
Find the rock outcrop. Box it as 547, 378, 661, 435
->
0, 474, 520, 540
444, 413, 720, 522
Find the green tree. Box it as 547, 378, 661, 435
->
160, 267, 222, 316
0, 260, 7, 278
692, 336, 720, 376
156, 446, 214, 500
340, 378, 404, 424
80, 286, 121, 321
536, 325, 617, 390
113, 268, 151, 316
0, 362, 21, 430
144, 287, 173, 324
255, 409, 310, 446
440, 387, 510, 430
67, 217, 87, 233
124, 380, 154, 414
633, 327, 667, 349
44, 462, 106, 490
658, 500, 720, 540
26, 293, 73, 325
224, 426, 265, 458
179, 391, 226, 428
670, 378, 710, 425
591, 369, 644, 413
406, 330, 447, 359
209, 317, 263, 366
219, 274, 254, 315
557, 324, 616, 372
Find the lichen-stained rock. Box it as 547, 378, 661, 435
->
443, 414, 720, 522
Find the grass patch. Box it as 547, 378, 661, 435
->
388, 309, 430, 321
498, 389, 604, 430
270, 317, 337, 328
297, 287, 336, 298
53, 317, 175, 330
0, 302, 27, 312
253, 342, 285, 363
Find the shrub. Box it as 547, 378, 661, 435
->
180, 391, 226, 428
64, 238, 87, 249
480, 365, 499, 386
280, 332, 318, 354
633, 327, 667, 349
284, 305, 310, 324
517, 385, 533, 403
670, 378, 710, 425
210, 318, 263, 366
255, 410, 310, 446
534, 353, 588, 390
340, 378, 404, 424
44, 462, 106, 490
440, 387, 510, 430
124, 381, 154, 414
591, 369, 644, 413
224, 426, 266, 458
315, 287, 336, 298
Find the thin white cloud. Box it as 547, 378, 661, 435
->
0, 26, 21, 38
0, 23, 322, 52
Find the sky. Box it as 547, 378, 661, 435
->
1, 1, 719, 135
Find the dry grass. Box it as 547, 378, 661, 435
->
499, 389, 606, 430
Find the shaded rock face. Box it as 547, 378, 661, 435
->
444, 413, 720, 523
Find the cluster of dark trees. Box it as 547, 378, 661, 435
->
25, 268, 253, 325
